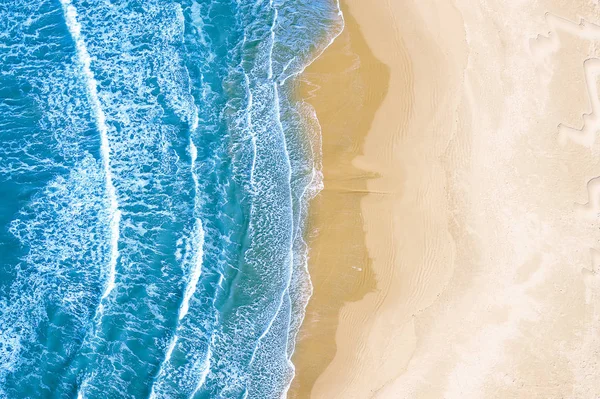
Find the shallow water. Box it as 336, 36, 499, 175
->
0, 0, 342, 397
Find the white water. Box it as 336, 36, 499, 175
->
59, 0, 121, 311
178, 140, 205, 321
242, 71, 258, 190
147, 336, 179, 399
146, 142, 204, 399
280, 0, 346, 397
268, 7, 278, 81
189, 347, 213, 399
278, 0, 345, 86
246, 1, 295, 371
76, 377, 90, 399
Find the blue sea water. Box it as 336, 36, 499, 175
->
0, 0, 343, 398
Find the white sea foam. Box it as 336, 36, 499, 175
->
278, 0, 345, 86
148, 42, 206, 392
268, 6, 278, 81
190, 1, 208, 47
258, 83, 294, 341
59, 0, 121, 311
246, 0, 295, 373
242, 70, 258, 190
189, 347, 212, 399
163, 336, 178, 368
172, 33, 204, 321
148, 335, 179, 399
279, 0, 346, 396
178, 140, 205, 321
76, 376, 91, 399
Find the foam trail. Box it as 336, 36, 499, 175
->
163, 337, 178, 367
59, 0, 121, 311
282, 0, 346, 395
255, 85, 294, 341
77, 377, 90, 399
178, 139, 205, 321
268, 6, 278, 81
149, 92, 204, 398
148, 336, 179, 399
243, 71, 258, 188
247, 82, 294, 367
247, 1, 295, 368
278, 0, 345, 86
189, 347, 212, 399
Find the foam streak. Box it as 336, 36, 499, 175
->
59, 0, 121, 311
283, 0, 346, 395
247, 1, 295, 368
178, 139, 205, 321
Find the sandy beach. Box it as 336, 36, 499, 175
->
291, 0, 600, 398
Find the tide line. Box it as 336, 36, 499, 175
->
281, 0, 346, 396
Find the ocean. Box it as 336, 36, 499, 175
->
0, 0, 343, 397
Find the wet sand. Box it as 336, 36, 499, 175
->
287, 4, 387, 398
292, 0, 600, 398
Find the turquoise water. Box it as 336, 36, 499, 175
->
0, 0, 343, 397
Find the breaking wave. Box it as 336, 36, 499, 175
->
0, 0, 343, 398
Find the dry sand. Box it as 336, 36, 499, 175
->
291, 0, 600, 398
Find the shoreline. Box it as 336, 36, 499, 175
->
288, 2, 388, 397
290, 0, 468, 396
292, 0, 600, 397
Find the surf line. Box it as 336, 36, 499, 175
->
245, 1, 296, 371
279, 0, 345, 396
148, 58, 206, 396
148, 139, 206, 399
59, 0, 121, 316
178, 138, 205, 321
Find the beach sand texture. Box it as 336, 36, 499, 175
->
291, 0, 600, 398
288, 4, 388, 398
